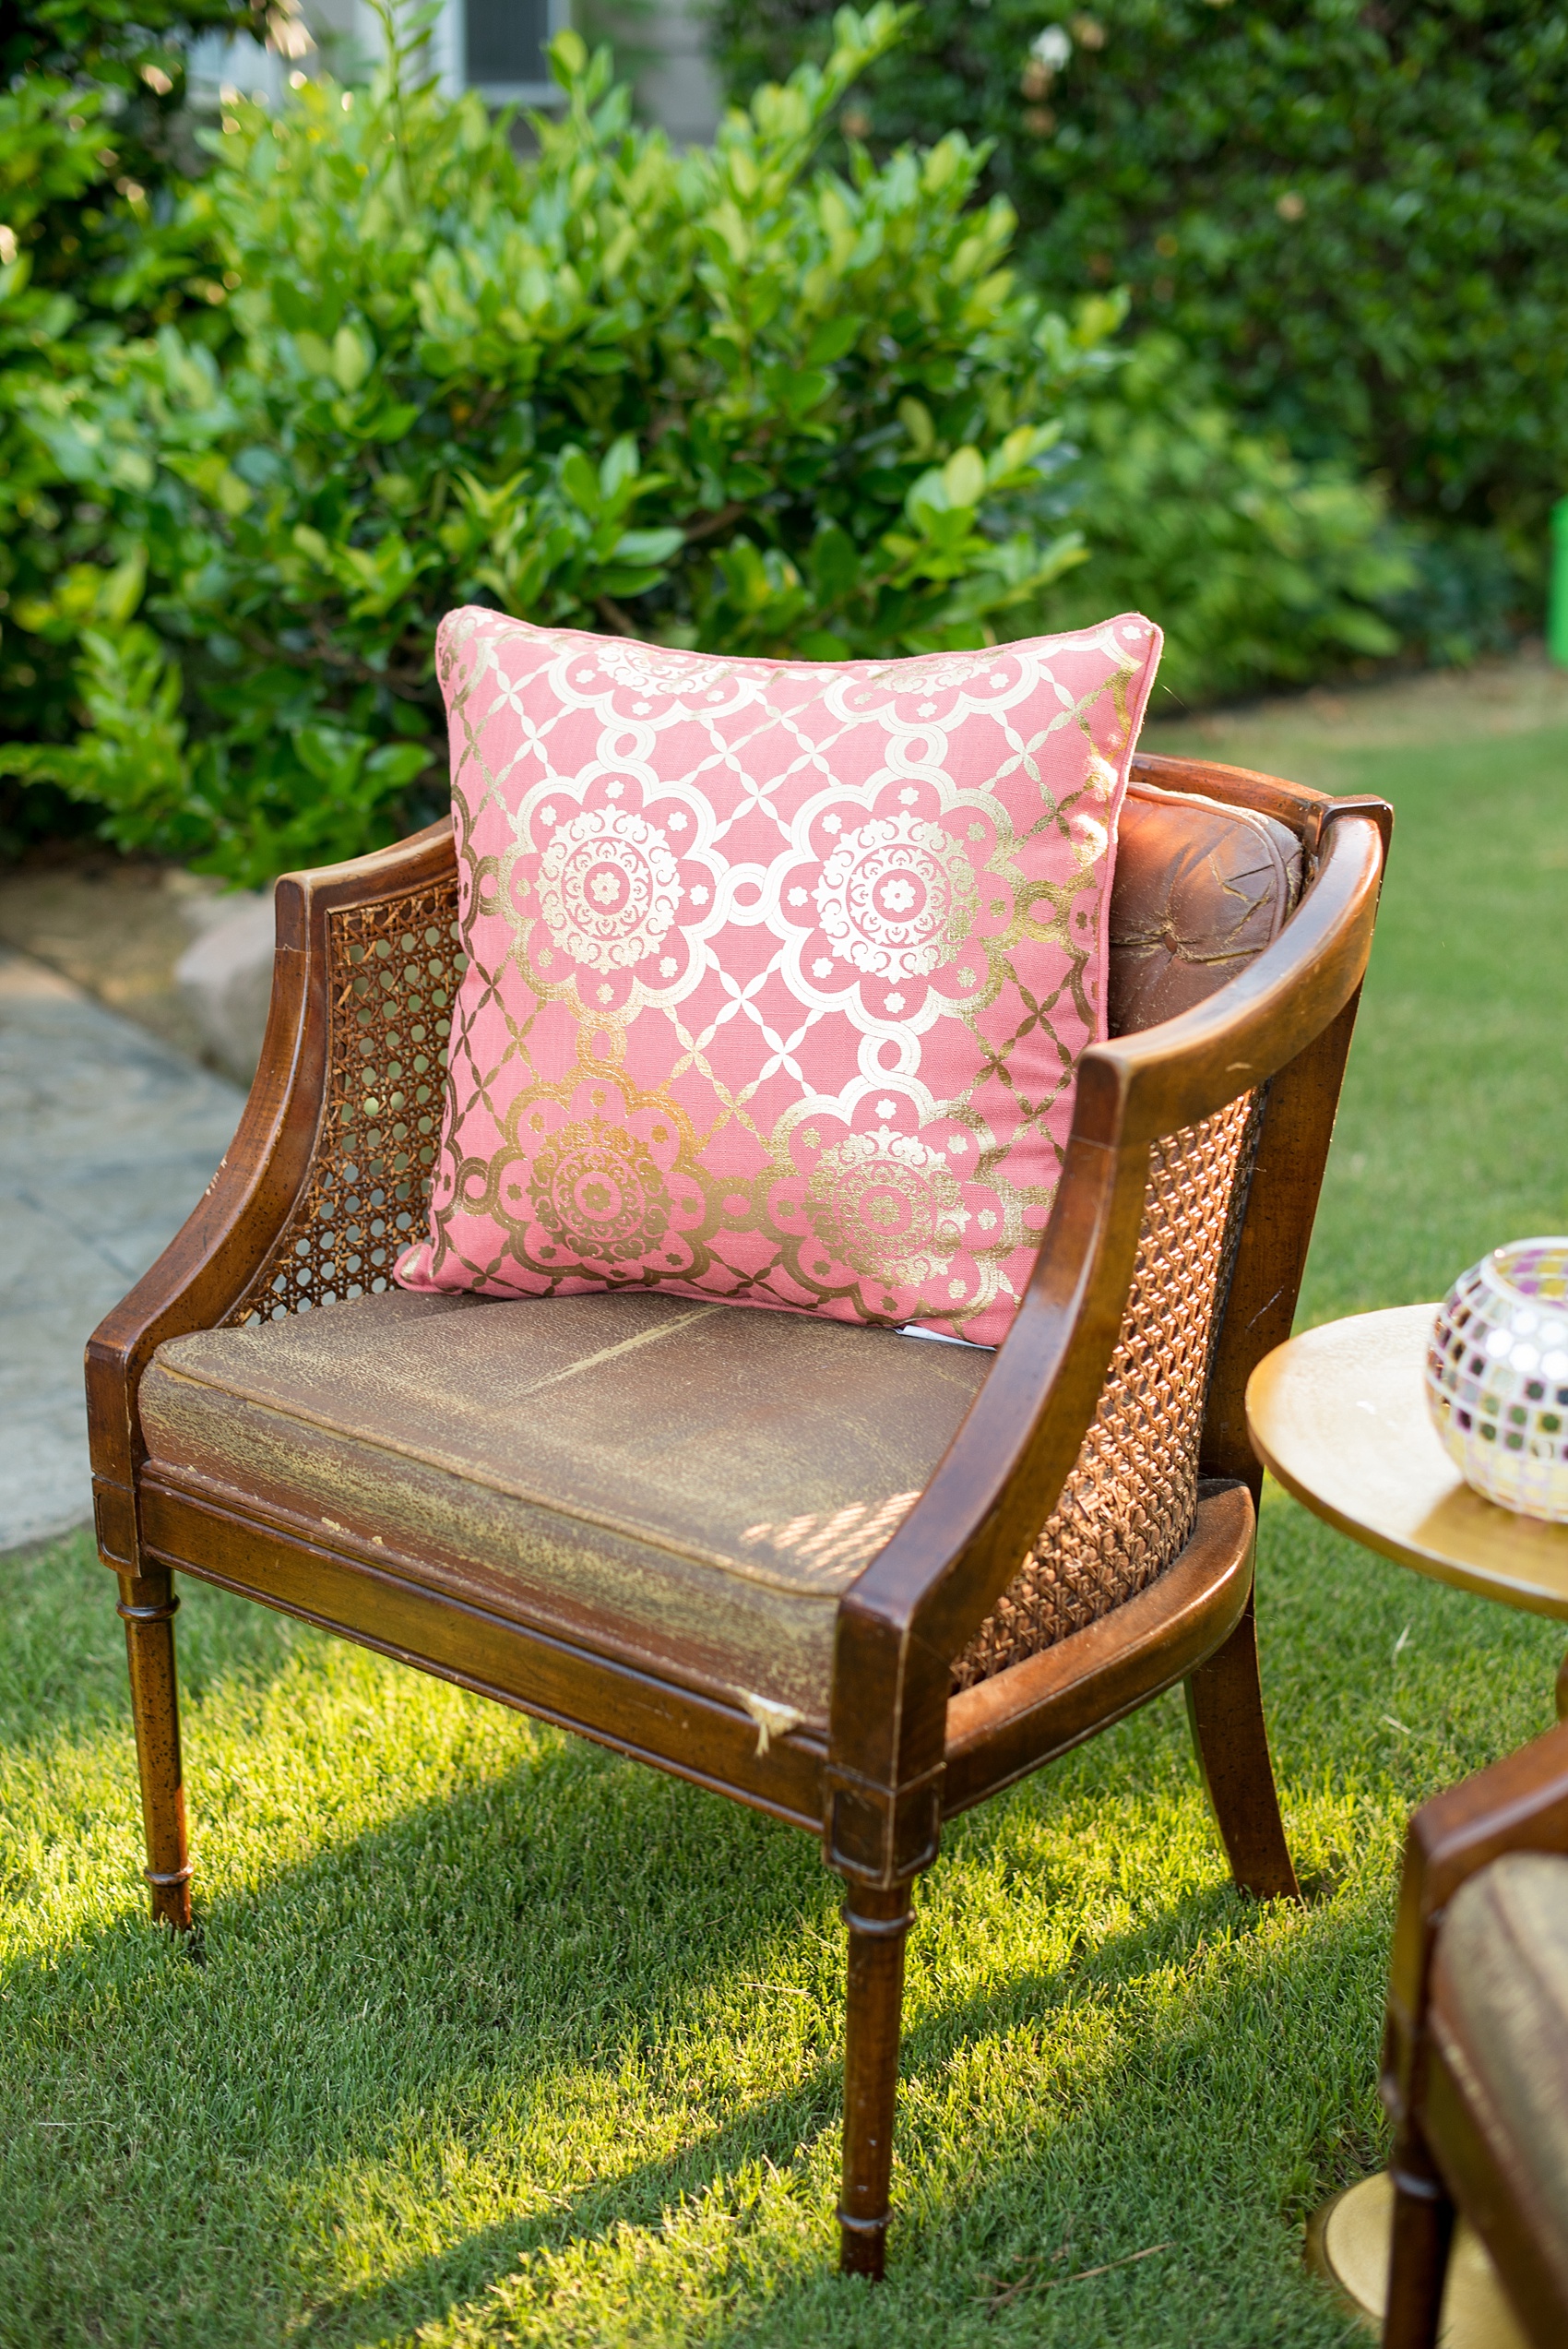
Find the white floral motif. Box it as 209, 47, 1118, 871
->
869, 648, 1008, 693
588, 638, 719, 698
840, 648, 1022, 711
813, 812, 979, 980
537, 805, 683, 975
489, 667, 531, 720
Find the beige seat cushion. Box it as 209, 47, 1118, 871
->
1436, 1851, 1568, 2275
141, 1290, 990, 1732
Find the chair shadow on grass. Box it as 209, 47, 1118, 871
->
280, 1787, 1369, 2348
1, 1649, 1377, 2349
2, 1536, 1396, 2343
287, 1878, 1341, 2349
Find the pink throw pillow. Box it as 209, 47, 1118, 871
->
397, 611, 1161, 1346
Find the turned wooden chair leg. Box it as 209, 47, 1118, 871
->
117, 1567, 193, 1930
837, 1879, 916, 2280
1382, 2124, 1455, 2349
1184, 1592, 1301, 1902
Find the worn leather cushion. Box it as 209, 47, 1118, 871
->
1434, 1852, 1568, 2276
140, 1288, 990, 1733
1108, 780, 1302, 1035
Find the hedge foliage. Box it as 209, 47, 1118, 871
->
0, 0, 247, 840
4, 6, 1125, 882
715, 0, 1568, 547
5, 3, 1424, 880
1033, 333, 1408, 701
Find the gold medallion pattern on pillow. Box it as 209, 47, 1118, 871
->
398, 611, 1161, 1343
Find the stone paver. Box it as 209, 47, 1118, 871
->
0, 947, 242, 1554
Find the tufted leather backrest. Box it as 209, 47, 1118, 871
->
1107, 781, 1303, 1038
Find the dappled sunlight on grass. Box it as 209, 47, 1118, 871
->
4, 1501, 1558, 2344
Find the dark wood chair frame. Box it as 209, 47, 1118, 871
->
86, 751, 1390, 2277
1381, 1717, 1568, 2349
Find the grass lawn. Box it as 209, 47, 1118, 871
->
4, 694, 1568, 2346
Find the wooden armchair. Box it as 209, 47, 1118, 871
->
1381, 1720, 1568, 2349
86, 751, 1389, 2277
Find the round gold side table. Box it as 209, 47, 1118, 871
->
1307, 2175, 1526, 2348
1249, 1303, 1568, 1708
1247, 1302, 1568, 2347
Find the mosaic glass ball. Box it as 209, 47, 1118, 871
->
1426, 1239, 1568, 1522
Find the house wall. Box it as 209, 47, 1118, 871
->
611, 0, 720, 145
186, 0, 719, 140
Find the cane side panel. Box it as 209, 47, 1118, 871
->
952, 1091, 1263, 1690
225, 880, 462, 1326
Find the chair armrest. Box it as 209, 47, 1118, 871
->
848, 802, 1385, 1658
824, 804, 1387, 1873
1382, 1719, 1568, 2130
1133, 746, 1393, 876
85, 818, 455, 1520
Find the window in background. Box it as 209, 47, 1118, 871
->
463, 0, 547, 94
446, 0, 565, 102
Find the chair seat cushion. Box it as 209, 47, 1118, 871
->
1435, 1851, 1568, 2267
140, 1289, 990, 1733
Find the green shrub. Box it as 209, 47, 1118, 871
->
4, 4, 1121, 884
0, 0, 248, 847
1039, 334, 1410, 706
715, 0, 1568, 548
